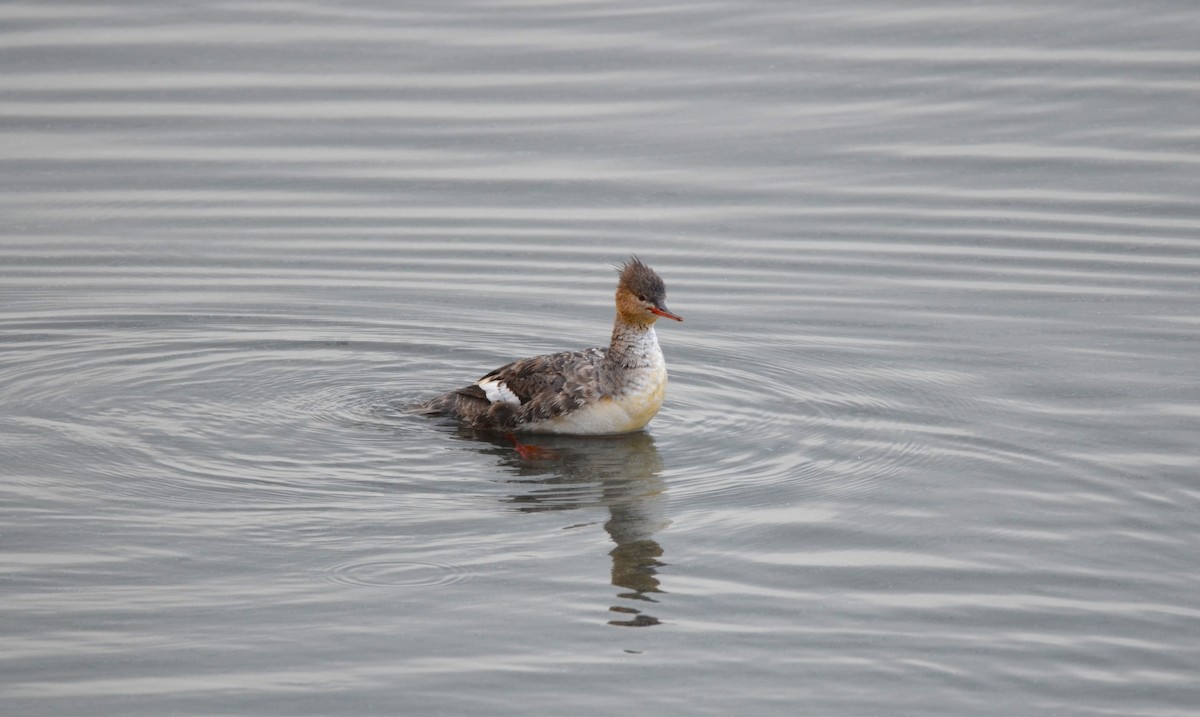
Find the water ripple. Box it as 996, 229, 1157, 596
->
3, 1, 1200, 713
321, 559, 471, 590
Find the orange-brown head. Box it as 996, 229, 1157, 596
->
615, 257, 682, 325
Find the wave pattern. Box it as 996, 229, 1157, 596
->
2, 1, 1199, 716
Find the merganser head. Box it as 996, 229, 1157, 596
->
616, 257, 682, 324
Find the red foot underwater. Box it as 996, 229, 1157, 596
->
506, 433, 557, 460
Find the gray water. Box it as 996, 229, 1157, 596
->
3, 2, 1199, 715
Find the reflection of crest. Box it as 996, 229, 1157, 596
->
456, 429, 670, 627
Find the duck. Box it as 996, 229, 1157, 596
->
418, 257, 682, 434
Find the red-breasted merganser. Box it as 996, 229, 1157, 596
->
418, 257, 682, 434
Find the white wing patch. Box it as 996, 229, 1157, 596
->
478, 378, 521, 406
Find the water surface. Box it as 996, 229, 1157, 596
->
2, 2, 1199, 715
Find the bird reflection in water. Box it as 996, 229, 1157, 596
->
459, 429, 669, 627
